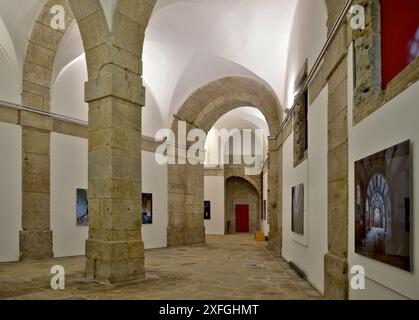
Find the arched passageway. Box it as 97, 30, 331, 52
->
167, 76, 283, 254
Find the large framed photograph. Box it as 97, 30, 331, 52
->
292, 184, 304, 235
76, 189, 88, 226
142, 193, 153, 225
204, 201, 211, 220
355, 140, 411, 271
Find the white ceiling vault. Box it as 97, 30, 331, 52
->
143, 0, 298, 132
0, 0, 300, 133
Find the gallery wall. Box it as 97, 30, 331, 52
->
347, 47, 419, 300
261, 170, 269, 237
204, 176, 225, 235
51, 133, 88, 257
0, 122, 21, 262
280, 0, 328, 294
141, 151, 168, 249
281, 84, 328, 294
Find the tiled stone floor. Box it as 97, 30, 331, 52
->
0, 234, 322, 300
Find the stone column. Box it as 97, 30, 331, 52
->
324, 23, 350, 299
167, 124, 205, 247
267, 138, 282, 255
185, 163, 205, 245
167, 162, 187, 246
20, 113, 53, 259
84, 64, 145, 283
19, 0, 75, 260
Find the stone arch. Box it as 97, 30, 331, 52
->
167, 76, 283, 251
20, 0, 109, 260
21, 0, 156, 284
174, 76, 282, 135
224, 167, 261, 198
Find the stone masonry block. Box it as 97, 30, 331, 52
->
116, 0, 154, 27
22, 192, 50, 230
25, 42, 56, 70
29, 22, 62, 51
328, 108, 348, 152
328, 143, 348, 182
74, 10, 108, 51
328, 78, 348, 123
22, 129, 50, 156
100, 199, 141, 231
85, 66, 144, 106
20, 230, 53, 260
23, 152, 50, 175
324, 253, 349, 300
20, 111, 52, 131
22, 91, 45, 111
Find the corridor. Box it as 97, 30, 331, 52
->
0, 234, 320, 300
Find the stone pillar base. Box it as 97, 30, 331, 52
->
167, 226, 205, 247
86, 239, 145, 284
324, 252, 349, 300
20, 230, 53, 260
167, 225, 186, 247
268, 230, 282, 256
185, 226, 205, 246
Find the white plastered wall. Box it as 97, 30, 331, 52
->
347, 44, 419, 300
141, 151, 168, 249
282, 82, 328, 294
280, 0, 328, 294
0, 122, 21, 262
51, 133, 88, 257
204, 176, 225, 235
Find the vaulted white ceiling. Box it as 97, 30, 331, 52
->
144, 0, 297, 122
0, 0, 299, 133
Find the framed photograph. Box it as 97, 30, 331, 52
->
76, 189, 88, 226
204, 201, 211, 220
355, 140, 411, 271
142, 193, 153, 224
292, 184, 304, 235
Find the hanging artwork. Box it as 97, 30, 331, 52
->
142, 193, 153, 224
292, 184, 304, 235
355, 140, 411, 271
204, 201, 211, 220
76, 189, 88, 226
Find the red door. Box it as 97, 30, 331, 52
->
236, 205, 249, 233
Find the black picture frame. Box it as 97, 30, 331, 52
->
142, 193, 153, 225
204, 201, 211, 220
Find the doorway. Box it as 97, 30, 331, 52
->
236, 205, 250, 233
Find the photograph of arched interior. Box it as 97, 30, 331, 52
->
354, 140, 411, 271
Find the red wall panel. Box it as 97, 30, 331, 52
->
381, 0, 419, 88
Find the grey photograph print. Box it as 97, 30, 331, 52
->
355, 140, 411, 271
292, 184, 304, 235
